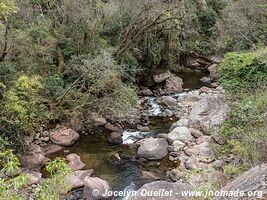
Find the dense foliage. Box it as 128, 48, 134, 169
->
216, 49, 267, 178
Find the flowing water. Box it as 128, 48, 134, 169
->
49, 70, 208, 199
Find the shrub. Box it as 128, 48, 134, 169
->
0, 150, 28, 200
2, 75, 49, 137
0, 150, 72, 200
35, 158, 72, 200
219, 49, 267, 91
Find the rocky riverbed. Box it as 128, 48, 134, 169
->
18, 68, 267, 200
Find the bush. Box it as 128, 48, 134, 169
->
0, 150, 28, 200
0, 150, 72, 200
35, 158, 72, 200
1, 75, 50, 139
219, 49, 267, 91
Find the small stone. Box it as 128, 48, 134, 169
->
200, 77, 211, 84
213, 160, 223, 169
26, 171, 42, 185
172, 140, 186, 151
142, 171, 160, 180
169, 169, 183, 182
212, 133, 223, 145
189, 128, 203, 138
140, 89, 153, 96
42, 137, 50, 142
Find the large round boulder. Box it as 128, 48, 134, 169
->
129, 181, 195, 200
50, 128, 79, 146
168, 127, 194, 143
215, 163, 267, 200
153, 71, 171, 83
165, 74, 183, 93
107, 132, 123, 145
188, 95, 229, 129
137, 138, 168, 160
83, 177, 111, 200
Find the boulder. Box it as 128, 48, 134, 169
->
66, 174, 84, 190
66, 154, 86, 171
215, 163, 267, 200
41, 144, 64, 156
130, 181, 195, 200
140, 89, 153, 96
83, 177, 111, 200
168, 127, 194, 143
170, 118, 189, 131
169, 169, 183, 182
200, 77, 211, 84
50, 128, 79, 146
104, 123, 123, 133
199, 86, 213, 94
161, 96, 177, 107
137, 126, 150, 132
92, 116, 107, 126
153, 71, 171, 83
142, 171, 160, 180
208, 64, 220, 80
172, 140, 186, 151
74, 169, 94, 181
187, 142, 215, 164
188, 95, 229, 129
137, 138, 168, 160
107, 132, 123, 145
20, 144, 46, 168
26, 171, 42, 185
189, 128, 203, 138
165, 75, 183, 93
212, 133, 223, 145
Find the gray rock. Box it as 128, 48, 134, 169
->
208, 64, 220, 80
74, 169, 94, 181
41, 144, 64, 156
161, 96, 177, 107
26, 171, 42, 185
188, 95, 229, 129
137, 138, 168, 160
168, 127, 194, 143
104, 123, 123, 133
189, 128, 203, 138
92, 116, 107, 126
66, 174, 84, 191
187, 142, 215, 164
172, 140, 186, 151
153, 71, 171, 83
169, 169, 183, 182
50, 128, 79, 146
20, 144, 46, 168
107, 132, 123, 145
83, 177, 111, 200
170, 118, 189, 131
215, 163, 267, 200
165, 74, 183, 93
200, 77, 211, 84
66, 154, 86, 171
140, 89, 153, 96
142, 171, 160, 180
212, 133, 223, 145
130, 181, 195, 200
